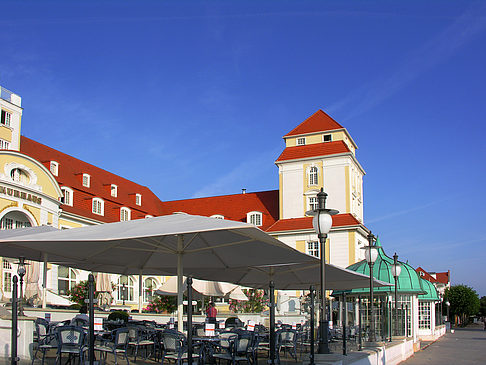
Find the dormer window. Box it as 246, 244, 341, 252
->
111, 184, 118, 197
1, 110, 11, 126
120, 207, 131, 221
297, 137, 306, 146
135, 193, 142, 206
92, 198, 104, 215
82, 174, 90, 188
211, 215, 224, 219
61, 187, 73, 206
247, 211, 262, 226
323, 134, 332, 142
50, 161, 59, 176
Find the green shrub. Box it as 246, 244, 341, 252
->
108, 310, 129, 322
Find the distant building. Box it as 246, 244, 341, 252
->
0, 85, 369, 311
416, 267, 451, 296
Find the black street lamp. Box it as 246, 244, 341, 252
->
306, 188, 338, 354
362, 232, 378, 342
391, 253, 402, 338
16, 257, 27, 316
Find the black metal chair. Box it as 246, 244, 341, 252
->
95, 327, 130, 365
32, 318, 57, 365
160, 329, 200, 365
127, 325, 155, 361
278, 329, 298, 361
55, 325, 86, 364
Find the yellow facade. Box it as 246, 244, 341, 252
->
345, 165, 350, 213
0, 126, 12, 142
59, 218, 84, 229
296, 240, 305, 253
348, 231, 356, 265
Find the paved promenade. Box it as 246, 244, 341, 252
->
402, 324, 486, 365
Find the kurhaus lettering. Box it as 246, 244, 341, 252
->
0, 186, 42, 204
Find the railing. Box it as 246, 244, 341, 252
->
0, 86, 21, 106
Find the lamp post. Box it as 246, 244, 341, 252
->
445, 301, 450, 329
362, 232, 378, 343
16, 257, 26, 316
306, 188, 338, 354
391, 253, 401, 338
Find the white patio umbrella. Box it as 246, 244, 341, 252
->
24, 260, 42, 305
0, 214, 318, 331
95, 273, 113, 308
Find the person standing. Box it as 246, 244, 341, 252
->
206, 302, 217, 324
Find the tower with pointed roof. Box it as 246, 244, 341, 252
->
269, 110, 368, 268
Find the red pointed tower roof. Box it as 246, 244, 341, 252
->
284, 110, 344, 137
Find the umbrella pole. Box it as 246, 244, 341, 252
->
138, 271, 143, 313
187, 277, 193, 365
177, 235, 184, 333
42, 254, 47, 309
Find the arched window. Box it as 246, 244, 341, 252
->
308, 166, 318, 186
58, 266, 77, 295
120, 207, 131, 221
92, 198, 104, 215
10, 168, 30, 184
61, 187, 73, 206
117, 276, 134, 302
247, 211, 263, 226
143, 277, 158, 302
0, 211, 32, 230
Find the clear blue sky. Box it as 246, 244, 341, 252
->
1, 1, 485, 296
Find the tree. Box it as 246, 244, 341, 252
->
229, 289, 269, 313
145, 295, 177, 313
67, 280, 90, 306
444, 285, 480, 326
479, 296, 486, 317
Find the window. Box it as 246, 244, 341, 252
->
309, 166, 318, 185
92, 198, 104, 215
0, 139, 9, 149
323, 134, 332, 142
10, 168, 30, 184
61, 187, 73, 206
135, 193, 142, 206
1, 110, 11, 126
50, 161, 59, 176
82, 173, 90, 187
306, 241, 320, 258
143, 277, 158, 302
247, 212, 262, 226
297, 137, 306, 146
3, 272, 12, 293
210, 215, 224, 219
58, 266, 77, 295
111, 184, 118, 197
120, 207, 131, 221
308, 196, 318, 211
117, 276, 134, 302
145, 215, 153, 218
1, 218, 13, 230
418, 301, 431, 329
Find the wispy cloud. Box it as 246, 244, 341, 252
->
328, 3, 486, 120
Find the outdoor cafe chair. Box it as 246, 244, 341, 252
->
213, 330, 251, 365
32, 318, 57, 365
94, 327, 130, 365
160, 329, 200, 365
55, 325, 86, 365
278, 329, 298, 361
127, 325, 156, 361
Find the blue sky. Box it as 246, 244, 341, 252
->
1, 1, 485, 296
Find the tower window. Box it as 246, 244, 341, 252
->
308, 196, 318, 211
92, 198, 104, 215
135, 193, 142, 206
111, 184, 118, 197
323, 134, 332, 142
82, 174, 90, 188
309, 166, 318, 186
120, 207, 131, 221
297, 137, 306, 146
1, 110, 11, 126
0, 139, 9, 149
50, 161, 59, 176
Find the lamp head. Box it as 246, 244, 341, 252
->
391, 253, 402, 278
17, 256, 26, 277
361, 245, 378, 264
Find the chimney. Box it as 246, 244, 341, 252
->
242, 188, 246, 194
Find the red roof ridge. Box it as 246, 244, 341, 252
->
266, 213, 362, 232
276, 140, 351, 162
284, 109, 344, 138
164, 189, 279, 204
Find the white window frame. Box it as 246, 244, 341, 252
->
82, 173, 90, 188
58, 266, 77, 295
1, 110, 11, 127
143, 277, 158, 302
418, 301, 431, 329
308, 196, 318, 211
50, 161, 59, 176
2, 259, 13, 294
61, 187, 73, 206
323, 134, 332, 142
117, 275, 134, 302
247, 211, 263, 226
0, 139, 10, 149
210, 214, 224, 219
92, 198, 104, 216
306, 240, 320, 258
308, 166, 318, 186
120, 207, 131, 221
135, 193, 142, 206
297, 137, 306, 146
111, 184, 118, 197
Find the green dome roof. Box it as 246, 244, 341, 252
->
418, 277, 439, 301
333, 238, 425, 295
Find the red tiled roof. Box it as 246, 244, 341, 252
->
266, 214, 362, 233
276, 140, 351, 162
161, 190, 279, 231
284, 110, 344, 137
435, 271, 450, 285
20, 136, 164, 222
416, 267, 438, 283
